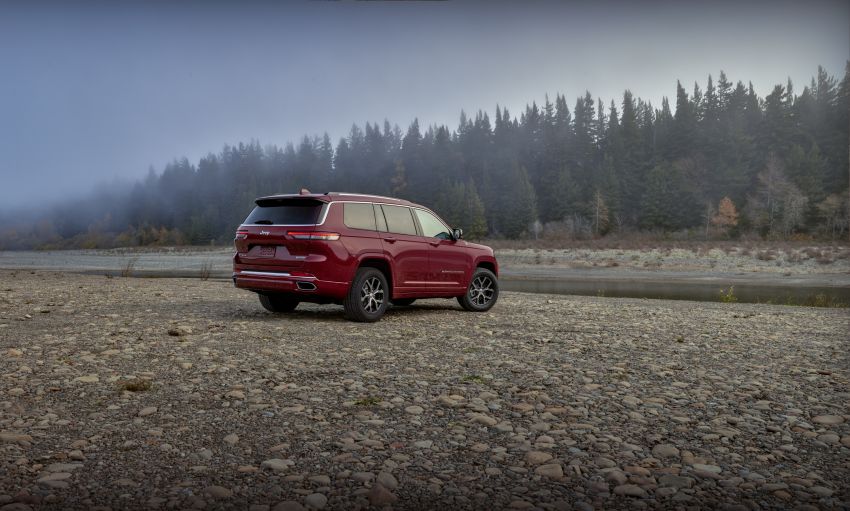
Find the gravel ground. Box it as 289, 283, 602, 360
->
1, 271, 848, 511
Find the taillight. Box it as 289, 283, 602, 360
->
235, 230, 248, 240
287, 231, 340, 241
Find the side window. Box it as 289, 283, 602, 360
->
374, 203, 388, 232
381, 205, 418, 236
343, 203, 376, 231
414, 209, 451, 239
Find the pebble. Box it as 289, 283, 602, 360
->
404, 405, 424, 415
138, 406, 157, 417
658, 475, 694, 489
605, 470, 628, 485
272, 502, 306, 511
0, 433, 33, 444
526, 451, 553, 465
534, 463, 563, 478
308, 475, 331, 486
691, 463, 722, 474
651, 443, 679, 458
261, 459, 294, 472
471, 414, 498, 426
613, 484, 647, 498
351, 471, 374, 483
811, 415, 844, 425
376, 471, 398, 490
368, 484, 398, 506
303, 493, 327, 509
204, 486, 232, 499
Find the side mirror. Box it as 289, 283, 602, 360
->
452, 228, 463, 240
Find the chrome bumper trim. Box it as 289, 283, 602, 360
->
237, 270, 291, 277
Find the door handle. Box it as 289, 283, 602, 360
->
384, 237, 397, 243
428, 241, 440, 247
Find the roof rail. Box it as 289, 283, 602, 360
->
328, 192, 403, 201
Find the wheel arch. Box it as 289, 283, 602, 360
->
474, 256, 498, 277
357, 256, 394, 294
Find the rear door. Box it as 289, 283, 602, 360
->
412, 208, 471, 292
376, 204, 429, 294
235, 198, 327, 268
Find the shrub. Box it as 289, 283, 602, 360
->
719, 286, 738, 303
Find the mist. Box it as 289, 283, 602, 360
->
0, 0, 848, 210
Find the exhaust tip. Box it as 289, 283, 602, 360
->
296, 281, 317, 291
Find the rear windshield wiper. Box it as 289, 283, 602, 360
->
253, 220, 274, 225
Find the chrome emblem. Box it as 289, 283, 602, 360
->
260, 230, 270, 235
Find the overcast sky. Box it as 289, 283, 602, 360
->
0, 0, 848, 208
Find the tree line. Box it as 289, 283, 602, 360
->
1, 64, 848, 249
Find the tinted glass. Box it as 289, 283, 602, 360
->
414, 209, 451, 239
374, 204, 388, 232
381, 205, 418, 235
343, 203, 376, 230
244, 199, 323, 225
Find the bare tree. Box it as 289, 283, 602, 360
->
781, 190, 808, 238
749, 154, 808, 238
817, 194, 848, 240
592, 190, 609, 236
703, 200, 715, 238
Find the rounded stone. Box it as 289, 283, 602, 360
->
811, 415, 844, 425
204, 486, 232, 499
652, 443, 680, 458
613, 484, 648, 498
303, 493, 327, 510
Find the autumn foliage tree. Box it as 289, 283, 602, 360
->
711, 196, 739, 235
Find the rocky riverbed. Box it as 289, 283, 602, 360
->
1, 271, 848, 510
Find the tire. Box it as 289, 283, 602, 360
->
344, 267, 389, 322
258, 293, 299, 313
457, 268, 499, 312
391, 298, 416, 307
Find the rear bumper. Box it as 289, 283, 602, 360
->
232, 268, 349, 299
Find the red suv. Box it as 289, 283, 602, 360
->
232, 191, 499, 322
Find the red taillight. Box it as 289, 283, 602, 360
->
235, 230, 248, 240
287, 231, 340, 241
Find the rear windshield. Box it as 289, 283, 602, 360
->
244, 199, 324, 225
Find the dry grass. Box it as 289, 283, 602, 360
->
120, 256, 139, 277
199, 261, 213, 281
119, 378, 152, 392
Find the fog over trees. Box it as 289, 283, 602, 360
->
1, 65, 848, 249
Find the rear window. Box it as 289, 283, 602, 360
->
381, 205, 418, 236
244, 199, 324, 225
343, 203, 376, 230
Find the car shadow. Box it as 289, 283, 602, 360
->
232, 300, 466, 323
